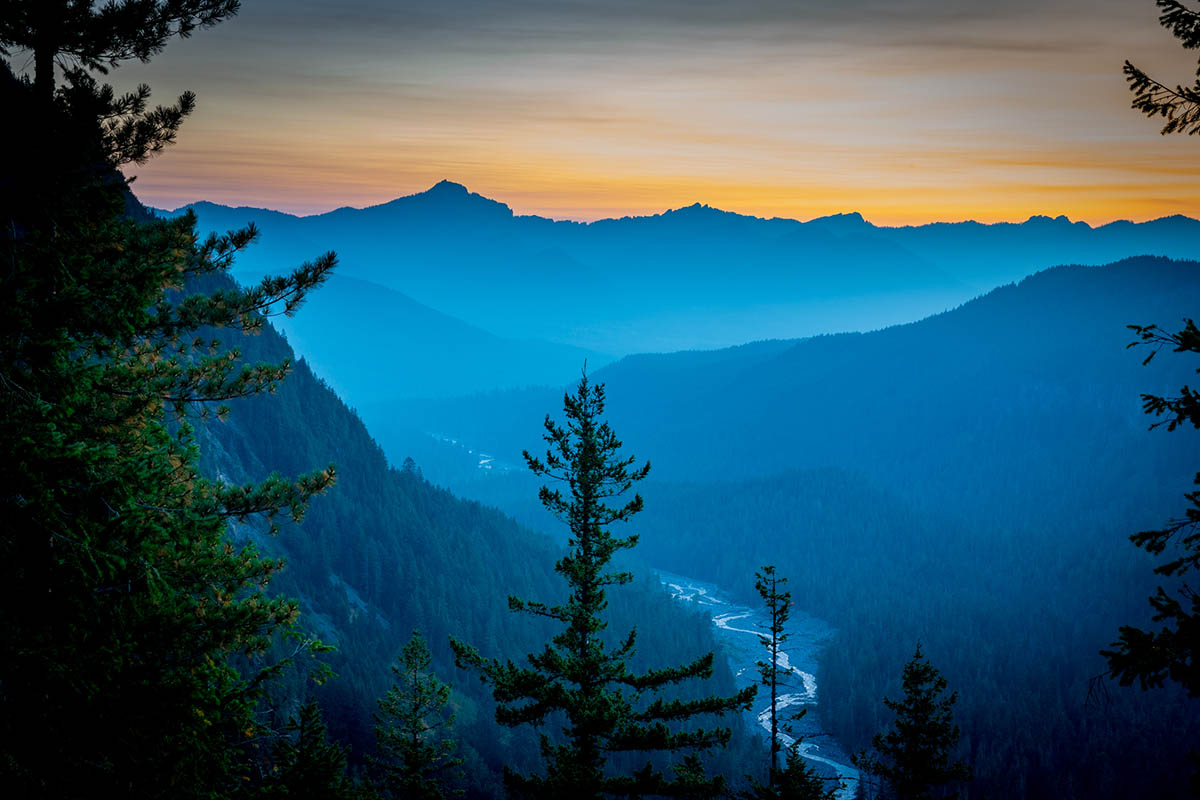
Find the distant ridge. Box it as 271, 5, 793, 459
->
155, 181, 1200, 356
160, 180, 1198, 229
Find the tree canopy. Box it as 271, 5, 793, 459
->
0, 2, 337, 794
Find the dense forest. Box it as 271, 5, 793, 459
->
391, 256, 1200, 799
5, 2, 1200, 799
196, 278, 763, 794
0, 4, 762, 797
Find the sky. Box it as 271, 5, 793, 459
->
56, 0, 1200, 224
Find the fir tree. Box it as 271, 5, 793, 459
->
0, 0, 240, 102
742, 742, 835, 800
1107, 5, 1200, 789
853, 645, 970, 800
0, 4, 336, 796
451, 373, 755, 799
1102, 319, 1200, 791
374, 631, 465, 800
1122, 0, 1200, 135
261, 702, 357, 800
742, 566, 833, 800
755, 565, 796, 785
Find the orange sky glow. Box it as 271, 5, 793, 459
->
92, 0, 1200, 226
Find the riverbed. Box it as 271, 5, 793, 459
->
657, 570, 859, 800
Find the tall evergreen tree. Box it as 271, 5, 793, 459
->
755, 564, 796, 785
852, 645, 970, 800
374, 631, 465, 800
743, 565, 833, 800
451, 373, 755, 799
0, 3, 336, 796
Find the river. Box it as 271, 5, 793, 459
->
657, 570, 859, 800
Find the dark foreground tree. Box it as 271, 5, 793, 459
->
0, 0, 240, 102
1123, 0, 1200, 134
0, 4, 336, 796
374, 631, 465, 800
261, 702, 357, 800
1102, 320, 1200, 789
742, 742, 835, 800
1105, 2, 1200, 790
451, 374, 755, 798
852, 645, 970, 800
742, 566, 833, 800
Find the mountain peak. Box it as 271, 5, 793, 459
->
355, 179, 514, 221
427, 179, 469, 195
809, 211, 865, 224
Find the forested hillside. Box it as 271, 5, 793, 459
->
391, 256, 1200, 798
192, 279, 760, 795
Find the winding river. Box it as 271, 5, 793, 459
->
658, 571, 859, 800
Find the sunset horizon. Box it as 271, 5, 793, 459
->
5, 1, 1200, 797
93, 0, 1200, 228
144, 174, 1200, 229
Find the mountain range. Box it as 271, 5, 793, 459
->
160, 183, 1200, 393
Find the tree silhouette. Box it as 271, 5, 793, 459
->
0, 2, 336, 795
1103, 320, 1200, 791
1105, 2, 1200, 791
0, 0, 240, 101
853, 645, 970, 800
1123, 0, 1200, 134
452, 373, 754, 798
262, 702, 357, 800
741, 564, 833, 800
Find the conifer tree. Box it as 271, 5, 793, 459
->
1122, 0, 1200, 134
755, 565, 796, 785
0, 0, 241, 101
1107, 4, 1200, 789
374, 631, 465, 800
1102, 320, 1200, 790
742, 743, 835, 800
261, 702, 357, 800
852, 645, 970, 800
451, 373, 755, 799
0, 3, 336, 796
743, 566, 833, 800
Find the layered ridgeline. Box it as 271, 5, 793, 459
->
192, 274, 760, 796
392, 256, 1200, 799
160, 183, 1200, 399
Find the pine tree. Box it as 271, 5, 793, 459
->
451, 373, 755, 799
755, 565, 798, 785
741, 566, 833, 800
1107, 5, 1200, 789
1122, 0, 1200, 134
1102, 320, 1200, 791
0, 0, 240, 102
0, 4, 336, 796
852, 645, 971, 800
261, 702, 357, 800
374, 631, 465, 800
743, 742, 835, 800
